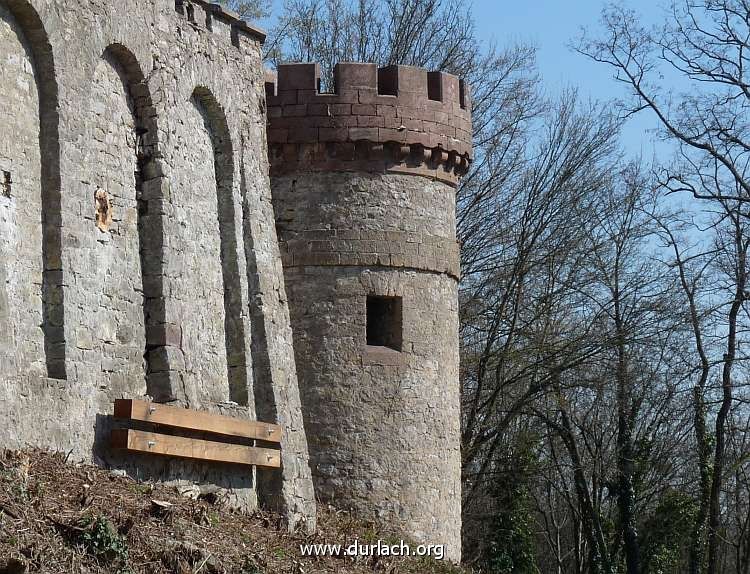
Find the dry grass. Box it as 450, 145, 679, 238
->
0, 450, 468, 574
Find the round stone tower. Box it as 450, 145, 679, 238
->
266, 62, 471, 561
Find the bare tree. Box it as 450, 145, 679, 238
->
652, 213, 716, 574
221, 0, 271, 20
579, 3, 750, 571
578, 1, 750, 205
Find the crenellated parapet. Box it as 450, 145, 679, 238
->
265, 63, 473, 186
174, 0, 266, 46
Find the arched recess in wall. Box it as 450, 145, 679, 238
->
191, 86, 249, 406
1, 0, 64, 379
96, 44, 167, 394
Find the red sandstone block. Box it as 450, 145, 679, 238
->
265, 81, 276, 100
377, 104, 397, 117
456, 128, 471, 142
424, 98, 444, 111
358, 253, 380, 266
270, 90, 298, 105
424, 121, 444, 135
283, 104, 307, 117
393, 92, 424, 108
309, 116, 336, 128
335, 62, 378, 90
432, 134, 449, 149
288, 127, 319, 143
268, 128, 289, 143
358, 240, 379, 252
319, 127, 350, 142
461, 81, 472, 112
348, 127, 379, 141
267, 117, 296, 128
432, 71, 460, 105
267, 107, 282, 118
418, 109, 436, 123
434, 110, 451, 125
403, 131, 430, 148
441, 125, 457, 138
385, 65, 428, 93
400, 118, 423, 131
301, 142, 326, 161
352, 104, 376, 115
268, 143, 284, 160
359, 90, 395, 104
332, 116, 359, 127
379, 128, 408, 143
333, 90, 361, 104
307, 103, 332, 115
277, 62, 320, 91
382, 116, 403, 129
331, 103, 353, 115
300, 90, 358, 104
357, 116, 385, 128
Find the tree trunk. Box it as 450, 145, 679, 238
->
614, 277, 640, 574
707, 218, 747, 574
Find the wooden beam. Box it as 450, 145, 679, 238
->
110, 429, 281, 468
113, 399, 281, 443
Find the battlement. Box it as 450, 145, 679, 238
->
266, 63, 473, 185
174, 1, 266, 47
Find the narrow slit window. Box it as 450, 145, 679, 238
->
366, 296, 403, 351
2, 171, 11, 198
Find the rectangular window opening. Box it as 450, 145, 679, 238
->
2, 171, 11, 198
366, 295, 403, 352
186, 2, 196, 24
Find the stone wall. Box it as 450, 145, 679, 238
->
268, 62, 470, 561
0, 1, 44, 380
0, 0, 315, 532
266, 62, 472, 186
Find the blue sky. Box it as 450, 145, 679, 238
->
262, 0, 676, 159
470, 0, 672, 159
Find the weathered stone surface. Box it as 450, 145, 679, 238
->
272, 168, 464, 562
0, 0, 315, 533
0, 0, 471, 554
267, 61, 471, 562
266, 63, 473, 185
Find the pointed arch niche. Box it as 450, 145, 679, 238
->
85, 43, 168, 395
167, 86, 249, 405
0, 0, 64, 379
